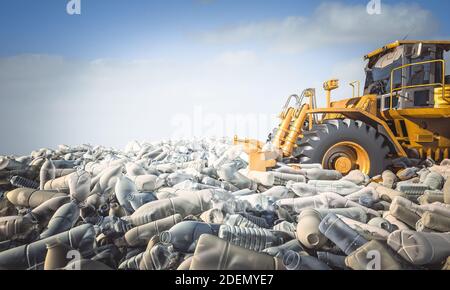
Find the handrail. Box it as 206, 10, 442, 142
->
350, 81, 361, 98
389, 59, 446, 109
280, 94, 302, 118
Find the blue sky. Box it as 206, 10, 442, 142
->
1, 0, 448, 59
2, 0, 315, 58
0, 0, 449, 154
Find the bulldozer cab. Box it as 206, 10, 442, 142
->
364, 41, 450, 111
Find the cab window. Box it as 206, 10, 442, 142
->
404, 46, 433, 87
365, 57, 402, 95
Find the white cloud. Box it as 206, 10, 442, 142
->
201, 2, 439, 52
213, 50, 259, 66
0, 52, 309, 154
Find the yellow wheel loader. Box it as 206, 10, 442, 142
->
235, 40, 450, 177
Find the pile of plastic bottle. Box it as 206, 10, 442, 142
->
0, 138, 449, 270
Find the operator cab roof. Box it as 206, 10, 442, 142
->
364, 40, 450, 60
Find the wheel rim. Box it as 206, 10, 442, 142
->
322, 141, 370, 175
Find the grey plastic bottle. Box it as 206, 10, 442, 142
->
304, 168, 342, 180
0, 156, 25, 171
396, 167, 419, 180
231, 188, 255, 197
177, 256, 194, 270
64, 259, 113, 270
396, 183, 430, 197
10, 175, 39, 189
392, 196, 450, 217
224, 214, 260, 228
240, 212, 270, 228
277, 192, 380, 217
143, 242, 180, 270
124, 214, 183, 247
88, 244, 120, 269
0, 215, 37, 241
128, 190, 212, 226
318, 213, 368, 255
345, 187, 377, 202
358, 195, 377, 208
276, 195, 327, 213
6, 188, 67, 208
316, 207, 368, 223
367, 217, 397, 233
199, 208, 225, 224
118, 252, 145, 270
263, 239, 304, 259
283, 250, 331, 270
43, 173, 74, 193
317, 252, 348, 270
160, 221, 220, 253
131, 174, 165, 192
387, 230, 450, 266
444, 178, 450, 204
202, 176, 238, 192
341, 170, 368, 185
345, 240, 403, 270
272, 172, 306, 185
286, 182, 318, 197
383, 212, 410, 231
217, 163, 256, 190
218, 225, 284, 252
44, 242, 73, 270
224, 213, 269, 229
90, 165, 123, 195
54, 168, 77, 178
296, 208, 328, 249
306, 180, 363, 196
138, 235, 161, 270
381, 170, 397, 189
0, 198, 16, 218
68, 170, 91, 203
389, 202, 421, 228
189, 234, 285, 270
247, 171, 306, 186
236, 193, 272, 211
26, 195, 71, 226
39, 201, 80, 239
128, 192, 156, 211
423, 171, 444, 190
114, 175, 136, 214
0, 224, 95, 269
261, 186, 293, 200
375, 184, 406, 202
273, 221, 297, 239
97, 215, 132, 237
40, 158, 55, 190
416, 211, 450, 232
338, 215, 391, 240
418, 190, 445, 205
167, 172, 196, 187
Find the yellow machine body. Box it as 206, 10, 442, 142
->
236, 40, 450, 173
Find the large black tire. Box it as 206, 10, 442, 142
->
293, 119, 392, 177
